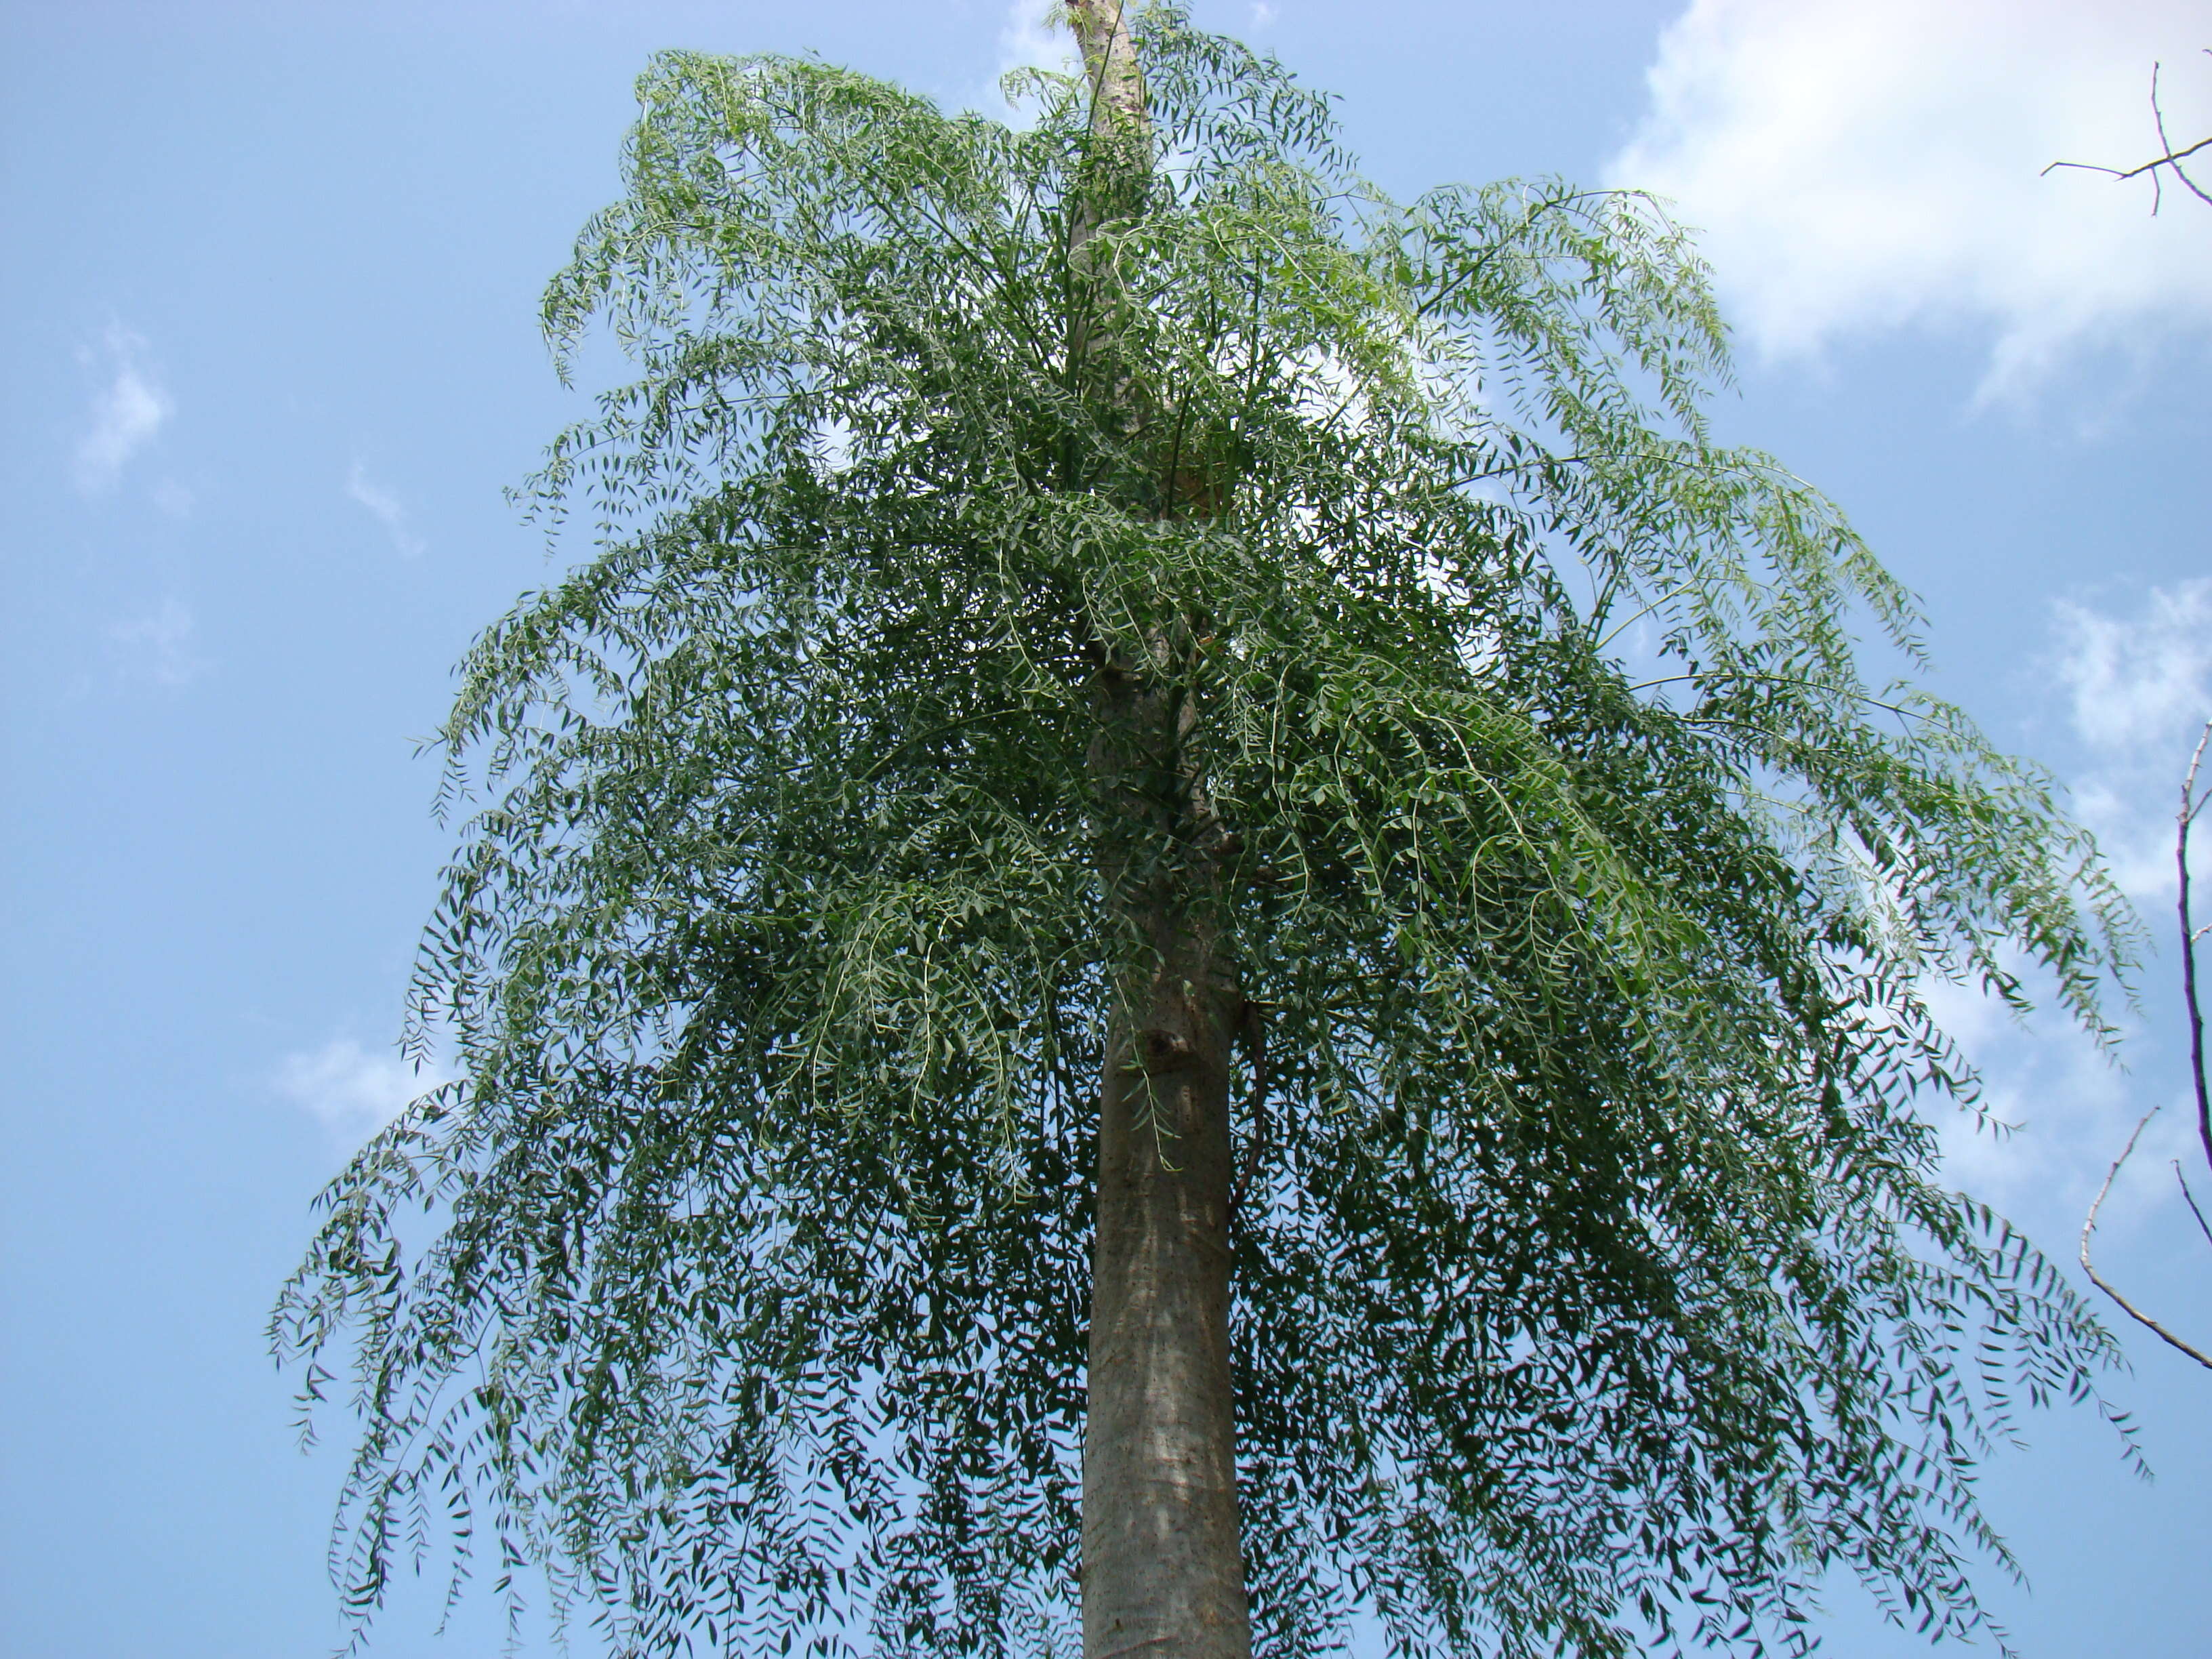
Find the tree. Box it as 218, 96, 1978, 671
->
275, 8, 2141, 1658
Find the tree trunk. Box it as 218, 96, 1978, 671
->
1084, 905, 1251, 1659
1067, 8, 1253, 1652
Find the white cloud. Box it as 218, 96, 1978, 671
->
2056, 579, 2212, 756
1910, 585, 2212, 1237
999, 0, 1072, 78
75, 325, 172, 493
274, 1037, 449, 1145
106, 597, 207, 689
1605, 1, 2212, 396
346, 459, 425, 558
1925, 969, 2191, 1235
2051, 579, 2212, 900
977, 0, 1077, 119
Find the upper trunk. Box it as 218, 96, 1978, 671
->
1067, 5, 1254, 1657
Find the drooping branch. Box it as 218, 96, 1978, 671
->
1227, 996, 1271, 1225
2043, 54, 2212, 213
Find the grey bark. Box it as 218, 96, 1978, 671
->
1067, 6, 1254, 1656
1085, 903, 1251, 1659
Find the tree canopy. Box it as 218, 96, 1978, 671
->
276, 11, 2139, 1659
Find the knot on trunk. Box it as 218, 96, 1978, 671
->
1125, 1027, 1196, 1075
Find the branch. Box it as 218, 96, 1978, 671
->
2043, 57, 2212, 213
2175, 1162, 2212, 1252
1628, 670, 1927, 726
2183, 718, 2211, 1174
2042, 134, 2212, 187
2081, 1106, 2212, 1371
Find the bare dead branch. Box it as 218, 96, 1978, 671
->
2075, 718, 2212, 1372
2150, 56, 2212, 209
2043, 56, 2212, 213
2081, 1107, 2212, 1371
2041, 135, 2212, 186
2183, 718, 2211, 1172
2175, 1162, 2212, 1252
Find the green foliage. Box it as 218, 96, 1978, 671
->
274, 12, 2139, 1658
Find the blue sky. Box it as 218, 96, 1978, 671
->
2, 2, 2207, 1655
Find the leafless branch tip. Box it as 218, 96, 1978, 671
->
2042, 56, 2212, 213
2081, 1107, 2212, 1371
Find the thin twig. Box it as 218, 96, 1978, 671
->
2175, 1162, 2212, 1252
2081, 1105, 2212, 1371
2150, 56, 2212, 209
